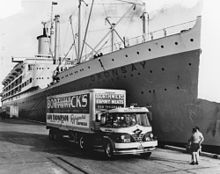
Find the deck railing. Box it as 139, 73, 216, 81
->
81, 19, 196, 62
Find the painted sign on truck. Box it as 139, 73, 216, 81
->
47, 93, 90, 128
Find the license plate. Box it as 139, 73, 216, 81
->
138, 144, 143, 149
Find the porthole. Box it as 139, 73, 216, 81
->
188, 63, 192, 66
88, 66, 90, 69
125, 54, 128, 58
149, 90, 151, 93
148, 48, 151, 52
177, 86, 180, 89
137, 51, 140, 55
161, 45, 164, 48
150, 70, 153, 73
175, 42, 178, 45
138, 72, 141, 75
112, 59, 114, 61
161, 67, 165, 71
190, 38, 194, 42
141, 91, 144, 94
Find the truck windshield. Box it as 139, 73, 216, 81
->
101, 113, 151, 128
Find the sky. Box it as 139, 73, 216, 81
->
0, 0, 220, 103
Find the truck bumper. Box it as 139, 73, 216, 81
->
113, 140, 158, 155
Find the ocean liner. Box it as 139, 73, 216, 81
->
1, 1, 219, 151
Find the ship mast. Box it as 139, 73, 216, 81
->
77, 0, 94, 64
105, 17, 116, 52
54, 15, 60, 65
78, 0, 82, 61
50, 2, 58, 60
140, 3, 149, 41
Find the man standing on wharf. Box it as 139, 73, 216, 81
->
188, 127, 204, 165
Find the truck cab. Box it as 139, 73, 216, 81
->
99, 106, 158, 158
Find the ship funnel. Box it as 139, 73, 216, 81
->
36, 22, 50, 56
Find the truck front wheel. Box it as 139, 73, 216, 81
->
104, 141, 113, 159
140, 152, 152, 159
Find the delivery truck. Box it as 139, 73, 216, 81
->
46, 88, 157, 159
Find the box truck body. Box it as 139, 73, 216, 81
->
46, 88, 126, 132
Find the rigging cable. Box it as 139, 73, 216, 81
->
88, 3, 136, 57
78, 0, 95, 63
61, 22, 70, 57
69, 15, 78, 59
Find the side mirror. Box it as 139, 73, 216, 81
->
147, 111, 152, 122
95, 113, 101, 121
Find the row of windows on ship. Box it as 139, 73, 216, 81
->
2, 78, 33, 98
28, 64, 50, 71
3, 75, 52, 98
3, 65, 52, 90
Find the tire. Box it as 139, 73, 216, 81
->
50, 129, 62, 141
140, 152, 152, 159
79, 136, 86, 151
53, 133, 58, 140
104, 141, 114, 159
49, 129, 54, 140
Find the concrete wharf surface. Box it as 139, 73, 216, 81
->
0, 118, 219, 174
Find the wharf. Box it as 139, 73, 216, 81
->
0, 118, 219, 174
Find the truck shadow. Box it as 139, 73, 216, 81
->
0, 131, 140, 161
150, 156, 189, 164
0, 118, 45, 125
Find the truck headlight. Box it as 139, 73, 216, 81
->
144, 132, 154, 141
115, 134, 131, 143
121, 134, 131, 143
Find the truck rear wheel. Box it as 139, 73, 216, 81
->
49, 129, 62, 141
104, 141, 114, 159
49, 129, 54, 140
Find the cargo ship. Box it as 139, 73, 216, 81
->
1, 1, 219, 152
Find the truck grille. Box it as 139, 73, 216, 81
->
132, 133, 144, 142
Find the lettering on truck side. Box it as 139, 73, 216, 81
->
47, 113, 90, 128
95, 92, 125, 110
47, 94, 88, 109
